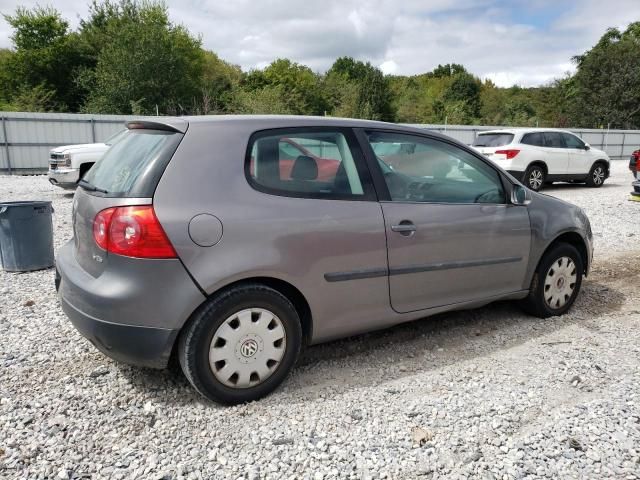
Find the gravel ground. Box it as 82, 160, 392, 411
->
1, 161, 639, 480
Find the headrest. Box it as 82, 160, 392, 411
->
290, 155, 318, 181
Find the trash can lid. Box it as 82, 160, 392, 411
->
0, 201, 52, 207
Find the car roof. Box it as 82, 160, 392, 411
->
126, 115, 454, 139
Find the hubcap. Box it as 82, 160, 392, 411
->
209, 308, 286, 388
543, 256, 577, 309
593, 167, 604, 185
529, 169, 543, 190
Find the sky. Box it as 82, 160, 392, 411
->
0, 0, 639, 87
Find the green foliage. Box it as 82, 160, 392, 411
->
229, 85, 295, 115
429, 63, 467, 78
2, 6, 87, 111
325, 57, 395, 121
570, 22, 640, 129
80, 1, 204, 114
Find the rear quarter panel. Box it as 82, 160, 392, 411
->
153, 121, 395, 343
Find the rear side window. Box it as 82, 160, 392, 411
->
247, 129, 374, 200
521, 132, 545, 146
473, 133, 514, 147
543, 132, 566, 148
84, 129, 183, 197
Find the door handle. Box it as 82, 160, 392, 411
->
391, 222, 416, 236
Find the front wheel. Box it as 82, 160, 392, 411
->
524, 165, 545, 191
178, 284, 302, 404
586, 163, 606, 187
519, 243, 583, 318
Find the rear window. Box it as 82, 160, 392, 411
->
83, 129, 183, 197
472, 133, 514, 147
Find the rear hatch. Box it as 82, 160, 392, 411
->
73, 123, 185, 276
472, 132, 515, 161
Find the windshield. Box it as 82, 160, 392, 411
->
83, 129, 183, 197
473, 133, 514, 147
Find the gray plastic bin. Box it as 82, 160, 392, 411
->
0, 201, 54, 272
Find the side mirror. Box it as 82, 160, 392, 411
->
511, 184, 532, 205
584, 143, 591, 150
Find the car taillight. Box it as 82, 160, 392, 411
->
494, 149, 520, 160
92, 205, 177, 258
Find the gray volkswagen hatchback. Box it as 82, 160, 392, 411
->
56, 116, 593, 404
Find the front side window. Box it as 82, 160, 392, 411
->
367, 131, 505, 204
561, 133, 585, 149
248, 130, 369, 199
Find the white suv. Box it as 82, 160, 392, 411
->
472, 128, 610, 191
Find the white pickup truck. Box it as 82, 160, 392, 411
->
48, 130, 125, 189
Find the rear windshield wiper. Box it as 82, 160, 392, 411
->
78, 179, 109, 194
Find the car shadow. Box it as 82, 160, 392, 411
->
114, 248, 640, 407
115, 272, 626, 408
544, 181, 623, 191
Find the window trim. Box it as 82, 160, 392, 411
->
244, 127, 378, 202
354, 127, 510, 205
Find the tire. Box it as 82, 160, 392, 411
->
178, 284, 302, 404
519, 243, 583, 318
586, 162, 606, 187
524, 164, 545, 191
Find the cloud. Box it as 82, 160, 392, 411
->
1, 0, 639, 86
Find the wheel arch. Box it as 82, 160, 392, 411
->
541, 231, 589, 276
184, 276, 313, 346
527, 160, 548, 174
591, 159, 609, 175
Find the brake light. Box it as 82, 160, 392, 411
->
92, 205, 177, 258
495, 149, 520, 159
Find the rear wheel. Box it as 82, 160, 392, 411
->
586, 162, 606, 187
519, 243, 583, 318
524, 164, 545, 191
178, 284, 302, 404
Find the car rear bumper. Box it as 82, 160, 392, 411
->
58, 287, 178, 368
55, 239, 205, 368
48, 167, 79, 188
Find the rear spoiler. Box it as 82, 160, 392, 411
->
126, 119, 188, 134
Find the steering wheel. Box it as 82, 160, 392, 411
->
474, 189, 500, 203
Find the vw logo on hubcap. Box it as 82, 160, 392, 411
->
240, 339, 258, 358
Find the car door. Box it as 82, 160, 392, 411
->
541, 132, 569, 175
359, 129, 532, 313
561, 132, 590, 175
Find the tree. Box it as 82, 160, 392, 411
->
325, 57, 395, 121
196, 51, 242, 114
2, 6, 87, 111
442, 71, 482, 120
570, 22, 640, 129
429, 63, 467, 78
81, 1, 205, 114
